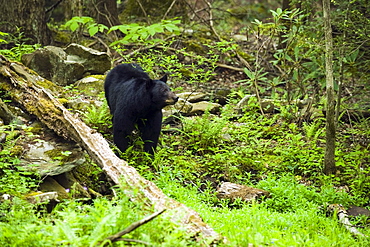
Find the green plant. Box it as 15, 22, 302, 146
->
0, 31, 8, 44
109, 19, 181, 45
0, 124, 39, 195
0, 30, 41, 61
181, 112, 227, 154
63, 16, 181, 46
63, 16, 108, 37
0, 189, 200, 246
81, 101, 112, 134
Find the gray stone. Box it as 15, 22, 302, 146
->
216, 182, 269, 202
19, 139, 85, 177
74, 75, 105, 97
21, 44, 111, 86
21, 46, 84, 86
189, 101, 221, 115
177, 92, 208, 103
65, 43, 111, 74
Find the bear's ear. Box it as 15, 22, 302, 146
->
159, 74, 168, 83
145, 79, 154, 89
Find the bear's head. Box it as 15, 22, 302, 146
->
149, 75, 178, 109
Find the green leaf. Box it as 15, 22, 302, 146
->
88, 25, 99, 36
243, 68, 254, 79
69, 22, 79, 32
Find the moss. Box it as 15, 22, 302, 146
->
39, 98, 62, 115
57, 98, 69, 105
184, 38, 211, 54
72, 157, 106, 193
27, 122, 43, 134
53, 30, 72, 45
35, 78, 61, 93
235, 50, 255, 62
89, 74, 106, 80
10, 145, 23, 156
44, 149, 75, 163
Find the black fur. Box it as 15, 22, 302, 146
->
104, 63, 178, 154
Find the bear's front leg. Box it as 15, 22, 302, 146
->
139, 111, 162, 155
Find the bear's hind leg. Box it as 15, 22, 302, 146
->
113, 116, 135, 153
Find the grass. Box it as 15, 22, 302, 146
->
0, 191, 200, 246
156, 173, 370, 246
1, 100, 369, 246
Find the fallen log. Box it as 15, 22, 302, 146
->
0, 55, 221, 243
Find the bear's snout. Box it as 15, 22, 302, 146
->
166, 92, 178, 105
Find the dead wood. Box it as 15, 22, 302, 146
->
0, 55, 222, 243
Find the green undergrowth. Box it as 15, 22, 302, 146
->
153, 171, 370, 246
121, 104, 370, 245
2, 97, 369, 245
0, 189, 199, 246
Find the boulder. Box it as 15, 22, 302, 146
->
64, 43, 111, 74
21, 44, 111, 86
19, 139, 86, 177
21, 46, 84, 86
188, 101, 221, 115
177, 92, 209, 103
74, 75, 105, 97
216, 182, 270, 203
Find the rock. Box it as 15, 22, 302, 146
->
236, 94, 256, 110
65, 43, 111, 74
54, 172, 91, 198
347, 206, 370, 217
21, 46, 84, 86
19, 139, 86, 177
177, 92, 208, 103
233, 34, 248, 42
26, 191, 59, 204
21, 44, 111, 86
74, 75, 105, 97
163, 98, 193, 121
216, 182, 269, 202
189, 101, 221, 115
174, 98, 193, 114
38, 177, 69, 199
236, 95, 277, 114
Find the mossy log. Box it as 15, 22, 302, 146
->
0, 55, 221, 243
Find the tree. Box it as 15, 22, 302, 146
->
322, 0, 336, 175
0, 0, 51, 45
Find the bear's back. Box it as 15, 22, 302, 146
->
109, 63, 150, 84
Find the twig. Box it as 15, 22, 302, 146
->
100, 209, 166, 245
46, 0, 63, 13
204, 0, 222, 41
163, 0, 177, 19
135, 0, 148, 22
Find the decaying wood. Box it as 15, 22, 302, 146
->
0, 55, 222, 243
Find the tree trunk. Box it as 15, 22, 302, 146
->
322, 0, 336, 175
0, 55, 222, 243
0, 0, 51, 45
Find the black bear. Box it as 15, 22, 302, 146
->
104, 63, 178, 154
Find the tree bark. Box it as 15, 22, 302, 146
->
322, 0, 336, 175
0, 0, 51, 45
0, 55, 221, 243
